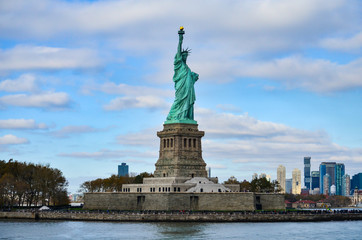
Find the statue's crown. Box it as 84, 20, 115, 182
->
182, 47, 191, 54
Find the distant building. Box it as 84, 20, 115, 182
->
352, 187, 362, 205
292, 200, 316, 209
207, 167, 211, 178
342, 174, 350, 196
319, 162, 336, 194
316, 199, 331, 208
252, 173, 258, 180
323, 173, 330, 195
351, 173, 362, 190
311, 171, 320, 190
301, 188, 309, 196
118, 163, 129, 177
258, 173, 271, 182
292, 168, 301, 195
335, 163, 345, 195
285, 200, 293, 208
330, 184, 336, 195
285, 178, 292, 193
304, 157, 311, 190
266, 174, 271, 182
277, 165, 286, 193
311, 188, 320, 195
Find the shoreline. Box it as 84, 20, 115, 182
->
1, 211, 362, 222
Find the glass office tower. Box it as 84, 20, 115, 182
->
304, 157, 311, 189
118, 163, 129, 177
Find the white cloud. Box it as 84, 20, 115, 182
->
82, 82, 172, 111
0, 0, 357, 54
1, 0, 360, 94
0, 92, 71, 109
0, 134, 29, 145
240, 56, 362, 92
58, 149, 157, 160
104, 95, 169, 111
0, 119, 47, 129
0, 45, 101, 72
0, 74, 38, 92
51, 125, 99, 138
191, 54, 362, 92
320, 32, 362, 51
82, 81, 172, 97
117, 128, 158, 147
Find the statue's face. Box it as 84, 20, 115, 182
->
182, 53, 188, 61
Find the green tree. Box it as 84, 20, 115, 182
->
0, 159, 69, 207
239, 180, 252, 192
134, 172, 154, 184
78, 172, 154, 193
223, 176, 240, 184
250, 177, 275, 193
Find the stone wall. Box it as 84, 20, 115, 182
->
2, 211, 362, 222
256, 193, 285, 210
84, 192, 284, 211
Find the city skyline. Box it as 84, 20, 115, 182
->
1, 0, 362, 193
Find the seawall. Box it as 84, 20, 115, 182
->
1, 211, 362, 222
83, 192, 284, 211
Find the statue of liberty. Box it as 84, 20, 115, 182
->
165, 27, 199, 124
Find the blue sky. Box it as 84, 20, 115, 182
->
1, 0, 362, 193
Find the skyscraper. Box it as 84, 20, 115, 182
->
292, 168, 301, 194
277, 165, 286, 193
118, 163, 129, 177
285, 178, 292, 193
207, 167, 211, 178
311, 171, 320, 190
342, 174, 350, 196
323, 173, 330, 195
335, 163, 345, 195
351, 173, 362, 191
319, 162, 336, 194
252, 173, 258, 180
304, 157, 311, 190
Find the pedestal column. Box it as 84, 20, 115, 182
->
154, 123, 207, 178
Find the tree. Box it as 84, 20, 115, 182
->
78, 172, 155, 193
273, 180, 282, 193
223, 176, 240, 184
134, 172, 154, 184
324, 195, 352, 207
0, 159, 69, 207
250, 177, 275, 193
239, 180, 252, 192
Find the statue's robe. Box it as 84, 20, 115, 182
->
166, 52, 198, 121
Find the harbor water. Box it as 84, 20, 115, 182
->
1, 219, 362, 239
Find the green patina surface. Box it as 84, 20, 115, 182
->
164, 119, 197, 125
166, 28, 198, 125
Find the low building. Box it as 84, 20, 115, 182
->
285, 200, 292, 208
292, 200, 316, 209
316, 199, 331, 208
352, 187, 362, 206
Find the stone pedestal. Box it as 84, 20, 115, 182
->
154, 123, 207, 178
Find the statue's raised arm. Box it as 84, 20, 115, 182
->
177, 27, 184, 57
165, 27, 199, 125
